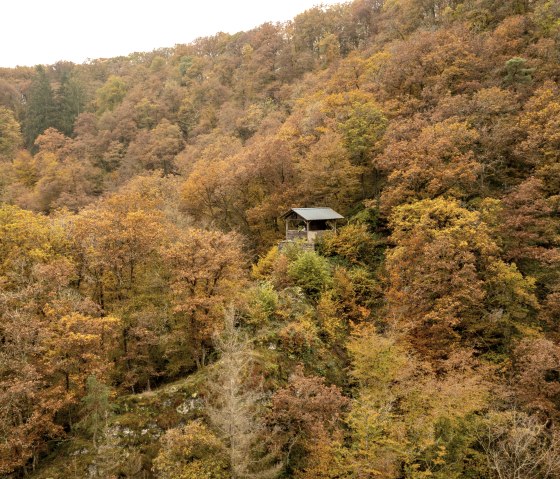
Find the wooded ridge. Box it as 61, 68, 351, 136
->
1, 0, 560, 477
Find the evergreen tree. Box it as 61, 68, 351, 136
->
77, 375, 112, 447
23, 65, 57, 148
56, 72, 86, 136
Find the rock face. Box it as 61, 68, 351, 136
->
176, 397, 203, 415
30, 375, 205, 479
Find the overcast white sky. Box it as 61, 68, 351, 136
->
1, 1, 343, 67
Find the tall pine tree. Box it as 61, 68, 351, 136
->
23, 65, 57, 148
57, 72, 86, 136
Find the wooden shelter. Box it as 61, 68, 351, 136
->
281, 207, 344, 244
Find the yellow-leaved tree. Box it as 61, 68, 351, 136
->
386, 197, 537, 361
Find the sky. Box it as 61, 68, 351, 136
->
1, 0, 343, 68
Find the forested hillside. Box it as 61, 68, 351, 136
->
1, 0, 560, 477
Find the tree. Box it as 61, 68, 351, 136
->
153, 421, 230, 479
96, 75, 127, 113
162, 228, 246, 369
287, 250, 332, 299
76, 375, 112, 447
0, 285, 70, 476
206, 310, 280, 479
57, 72, 87, 136
0, 107, 22, 161
70, 185, 171, 391
346, 324, 490, 478
23, 65, 57, 147
386, 197, 537, 359
126, 118, 184, 175
72, 187, 167, 309
180, 135, 244, 230
478, 411, 560, 479
338, 97, 387, 198
377, 119, 481, 212
177, 96, 200, 138
13, 128, 102, 212
269, 365, 349, 477
297, 131, 362, 211
516, 81, 560, 169
503, 57, 534, 87
44, 312, 120, 397
0, 203, 66, 287
512, 338, 560, 420
319, 222, 382, 267
0, 205, 102, 475
501, 177, 560, 273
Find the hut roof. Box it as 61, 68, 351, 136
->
282, 207, 344, 221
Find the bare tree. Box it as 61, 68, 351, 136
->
478, 410, 560, 479
206, 308, 281, 479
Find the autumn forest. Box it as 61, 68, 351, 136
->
1, 0, 560, 477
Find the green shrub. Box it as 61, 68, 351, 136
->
287, 251, 332, 299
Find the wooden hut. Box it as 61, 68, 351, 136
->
281, 207, 344, 245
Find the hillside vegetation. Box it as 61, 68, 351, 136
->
1, 0, 560, 477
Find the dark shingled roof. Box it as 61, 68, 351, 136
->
282, 207, 344, 221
